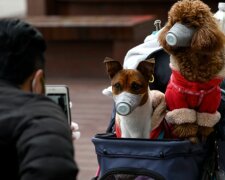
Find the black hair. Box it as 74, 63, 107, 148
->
0, 18, 46, 85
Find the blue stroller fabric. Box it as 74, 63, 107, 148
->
92, 133, 206, 180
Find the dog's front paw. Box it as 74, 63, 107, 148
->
172, 123, 199, 143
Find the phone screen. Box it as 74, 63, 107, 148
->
47, 94, 69, 118
45, 85, 71, 124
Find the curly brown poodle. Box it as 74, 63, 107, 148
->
158, 0, 225, 142
159, 0, 225, 82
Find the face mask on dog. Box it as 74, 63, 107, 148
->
166, 22, 196, 47
113, 92, 143, 116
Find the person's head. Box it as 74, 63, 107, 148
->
0, 18, 46, 94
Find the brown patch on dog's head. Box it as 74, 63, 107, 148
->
158, 0, 225, 54
104, 57, 155, 105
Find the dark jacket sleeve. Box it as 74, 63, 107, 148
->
14, 97, 78, 180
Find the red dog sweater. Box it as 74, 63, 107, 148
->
165, 70, 223, 113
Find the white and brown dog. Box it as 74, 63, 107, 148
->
103, 57, 166, 139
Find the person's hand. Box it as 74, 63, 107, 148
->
71, 122, 81, 141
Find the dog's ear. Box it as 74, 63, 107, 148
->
191, 24, 225, 52
104, 57, 123, 79
137, 58, 155, 81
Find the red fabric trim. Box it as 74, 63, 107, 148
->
162, 119, 176, 138
150, 119, 175, 139
115, 122, 121, 138
150, 123, 163, 139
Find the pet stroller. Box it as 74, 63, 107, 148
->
91, 24, 225, 180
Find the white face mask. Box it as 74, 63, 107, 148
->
166, 22, 196, 47
113, 92, 143, 116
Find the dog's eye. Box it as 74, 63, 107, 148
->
113, 83, 121, 90
131, 82, 142, 91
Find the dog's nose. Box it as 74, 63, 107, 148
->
116, 102, 131, 116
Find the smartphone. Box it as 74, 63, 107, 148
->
45, 85, 72, 124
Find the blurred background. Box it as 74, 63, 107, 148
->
0, 0, 221, 179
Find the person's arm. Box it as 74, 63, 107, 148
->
15, 98, 78, 180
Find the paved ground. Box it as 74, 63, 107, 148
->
47, 77, 113, 180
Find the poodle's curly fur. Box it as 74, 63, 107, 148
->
158, 0, 225, 82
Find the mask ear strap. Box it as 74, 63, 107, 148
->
149, 74, 154, 83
